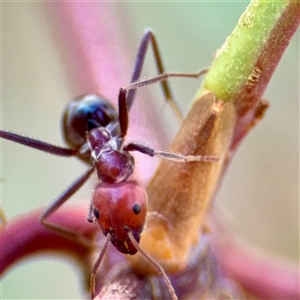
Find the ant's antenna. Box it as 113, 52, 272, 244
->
128, 231, 178, 300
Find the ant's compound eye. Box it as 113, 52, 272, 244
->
132, 203, 141, 215
93, 208, 100, 219
62, 94, 118, 149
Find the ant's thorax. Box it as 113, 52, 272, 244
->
87, 127, 134, 184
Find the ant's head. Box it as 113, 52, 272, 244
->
92, 181, 147, 255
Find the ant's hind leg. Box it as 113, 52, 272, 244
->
0, 130, 77, 157
119, 29, 190, 138
126, 28, 182, 121
118, 69, 207, 137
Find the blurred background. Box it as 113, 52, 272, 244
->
1, 2, 299, 299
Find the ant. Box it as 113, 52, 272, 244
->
1, 29, 216, 299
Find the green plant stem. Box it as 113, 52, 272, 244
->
198, 0, 299, 104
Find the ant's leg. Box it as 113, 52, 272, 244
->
123, 94, 219, 161
123, 69, 207, 92
40, 167, 94, 243
118, 70, 207, 137
126, 28, 181, 119
119, 67, 207, 138
90, 233, 111, 300
119, 29, 208, 137
0, 130, 77, 157
124, 142, 218, 162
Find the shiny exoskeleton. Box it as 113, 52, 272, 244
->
63, 94, 134, 186
62, 93, 146, 254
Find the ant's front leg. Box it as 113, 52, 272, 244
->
39, 167, 94, 246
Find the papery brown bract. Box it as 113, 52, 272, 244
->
128, 93, 236, 275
